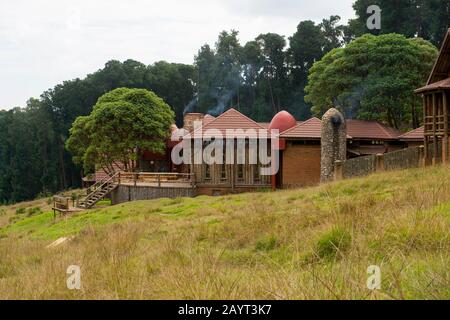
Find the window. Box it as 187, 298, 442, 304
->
221, 152, 227, 181
205, 165, 211, 180
237, 164, 244, 181
253, 164, 261, 182
221, 164, 227, 180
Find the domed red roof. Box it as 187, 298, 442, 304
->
268, 111, 297, 133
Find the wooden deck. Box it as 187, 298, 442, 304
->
116, 172, 195, 188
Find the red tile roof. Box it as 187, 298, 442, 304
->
280, 117, 323, 138
186, 108, 402, 141
188, 108, 267, 138
203, 114, 216, 125
279, 118, 401, 140
398, 126, 424, 141
346, 120, 402, 140
415, 77, 450, 93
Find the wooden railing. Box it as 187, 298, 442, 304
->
83, 172, 121, 203
86, 172, 117, 195
117, 172, 195, 187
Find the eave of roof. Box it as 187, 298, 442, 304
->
346, 120, 402, 140
398, 126, 424, 141
415, 77, 450, 93
426, 28, 450, 85
279, 117, 323, 138
186, 108, 268, 139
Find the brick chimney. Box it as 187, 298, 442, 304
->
183, 113, 204, 132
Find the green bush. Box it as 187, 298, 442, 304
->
27, 207, 42, 217
316, 227, 351, 259
15, 208, 26, 215
255, 235, 278, 251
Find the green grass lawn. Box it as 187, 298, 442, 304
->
0, 165, 448, 299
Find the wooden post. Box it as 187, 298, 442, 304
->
443, 91, 449, 164
423, 94, 429, 166
376, 153, 385, 172
334, 160, 343, 181
191, 173, 195, 188
418, 145, 426, 167
432, 93, 438, 165
157, 174, 161, 187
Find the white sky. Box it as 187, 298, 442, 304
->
0, 0, 355, 109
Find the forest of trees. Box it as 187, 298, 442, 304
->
0, 1, 448, 203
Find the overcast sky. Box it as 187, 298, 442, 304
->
0, 0, 355, 110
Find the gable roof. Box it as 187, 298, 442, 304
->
346, 120, 402, 140
427, 28, 450, 85
185, 108, 402, 141
398, 126, 424, 141
279, 118, 401, 140
415, 77, 450, 93
203, 114, 216, 125
280, 117, 322, 138
189, 108, 267, 138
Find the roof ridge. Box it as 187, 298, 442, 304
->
190, 108, 266, 136
189, 108, 233, 136
278, 117, 322, 135
375, 121, 392, 139
427, 28, 450, 85
398, 126, 424, 138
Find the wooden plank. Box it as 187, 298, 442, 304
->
423, 94, 429, 164
432, 93, 438, 164
443, 91, 449, 163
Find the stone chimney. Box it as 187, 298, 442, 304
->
321, 108, 347, 182
183, 113, 204, 132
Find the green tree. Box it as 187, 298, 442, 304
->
305, 33, 438, 129
349, 0, 450, 46
255, 33, 287, 114
146, 61, 195, 127
66, 88, 174, 175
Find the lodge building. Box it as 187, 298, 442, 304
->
174, 108, 406, 196
80, 28, 450, 207
415, 28, 450, 164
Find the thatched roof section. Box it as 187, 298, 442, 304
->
427, 28, 450, 85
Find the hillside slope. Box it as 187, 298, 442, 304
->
0, 165, 449, 299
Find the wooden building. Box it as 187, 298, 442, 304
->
415, 28, 450, 164
181, 108, 406, 195
399, 126, 425, 148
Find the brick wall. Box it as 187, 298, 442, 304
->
282, 143, 321, 187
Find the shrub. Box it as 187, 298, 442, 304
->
15, 208, 26, 215
27, 207, 42, 217
316, 227, 351, 259
255, 235, 278, 251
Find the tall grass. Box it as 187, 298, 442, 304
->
0, 165, 448, 299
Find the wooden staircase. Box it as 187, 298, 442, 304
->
77, 172, 120, 209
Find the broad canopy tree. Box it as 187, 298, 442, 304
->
66, 88, 175, 175
305, 33, 438, 129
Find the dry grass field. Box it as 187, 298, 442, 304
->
0, 165, 449, 299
